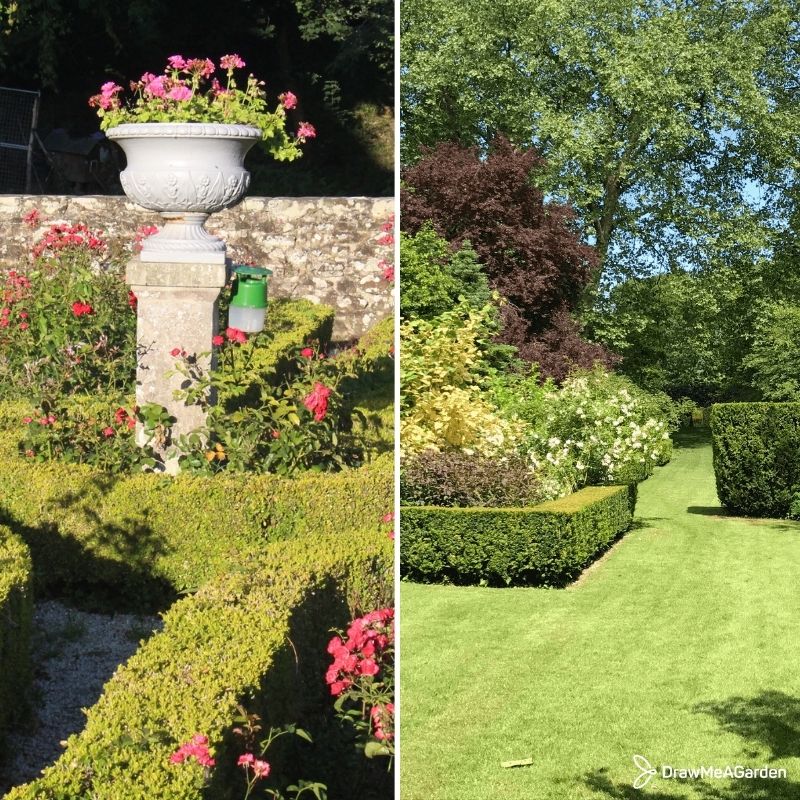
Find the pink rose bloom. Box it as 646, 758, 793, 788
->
225, 327, 248, 344
167, 55, 186, 70
358, 657, 380, 677
296, 122, 316, 140
212, 335, 224, 346
167, 85, 192, 101
280, 91, 298, 109
300, 347, 314, 358
23, 208, 40, 227
220, 54, 246, 70
102, 426, 115, 438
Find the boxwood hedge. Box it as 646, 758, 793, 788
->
0, 430, 392, 609
0, 525, 33, 749
4, 529, 392, 800
710, 402, 800, 517
400, 485, 634, 586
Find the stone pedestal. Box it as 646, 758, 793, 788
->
127, 258, 227, 472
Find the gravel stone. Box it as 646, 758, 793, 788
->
0, 600, 163, 793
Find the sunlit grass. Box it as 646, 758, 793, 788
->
400, 434, 800, 799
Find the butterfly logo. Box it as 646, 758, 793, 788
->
633, 754, 657, 789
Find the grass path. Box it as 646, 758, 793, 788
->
399, 435, 800, 799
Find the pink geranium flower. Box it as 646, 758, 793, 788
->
167, 55, 187, 70
280, 91, 298, 109
296, 122, 316, 140
144, 76, 166, 98
220, 54, 246, 70
167, 85, 192, 101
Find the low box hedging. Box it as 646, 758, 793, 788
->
4, 529, 392, 800
0, 525, 33, 751
400, 485, 634, 586
710, 402, 800, 517
0, 434, 392, 608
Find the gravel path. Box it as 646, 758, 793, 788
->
0, 600, 163, 793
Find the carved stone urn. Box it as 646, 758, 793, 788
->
106, 122, 261, 264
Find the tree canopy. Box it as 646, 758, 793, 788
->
401, 0, 800, 282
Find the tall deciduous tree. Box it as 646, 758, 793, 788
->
402, 137, 616, 380
401, 0, 800, 281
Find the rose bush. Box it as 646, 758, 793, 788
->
0, 223, 136, 404
326, 608, 394, 760
529, 367, 674, 488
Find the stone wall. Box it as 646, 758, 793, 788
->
0, 195, 394, 340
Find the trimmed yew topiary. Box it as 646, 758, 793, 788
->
4, 530, 392, 800
710, 402, 800, 517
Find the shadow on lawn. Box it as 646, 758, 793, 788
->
687, 506, 731, 517
584, 767, 800, 799
695, 691, 800, 762
583, 691, 800, 799
673, 429, 712, 449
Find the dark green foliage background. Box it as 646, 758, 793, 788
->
0, 0, 393, 195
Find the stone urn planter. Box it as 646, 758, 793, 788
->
106, 122, 261, 264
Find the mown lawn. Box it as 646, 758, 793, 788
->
400, 433, 800, 799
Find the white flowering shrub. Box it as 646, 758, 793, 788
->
530, 367, 673, 487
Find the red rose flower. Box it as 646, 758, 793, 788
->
225, 327, 247, 344
71, 301, 94, 317
303, 382, 332, 422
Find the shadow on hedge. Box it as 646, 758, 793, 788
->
203, 576, 392, 800
0, 477, 178, 613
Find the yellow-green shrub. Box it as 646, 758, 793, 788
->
0, 524, 33, 751
401, 485, 634, 586
5, 530, 392, 800
400, 301, 520, 456
0, 440, 391, 607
